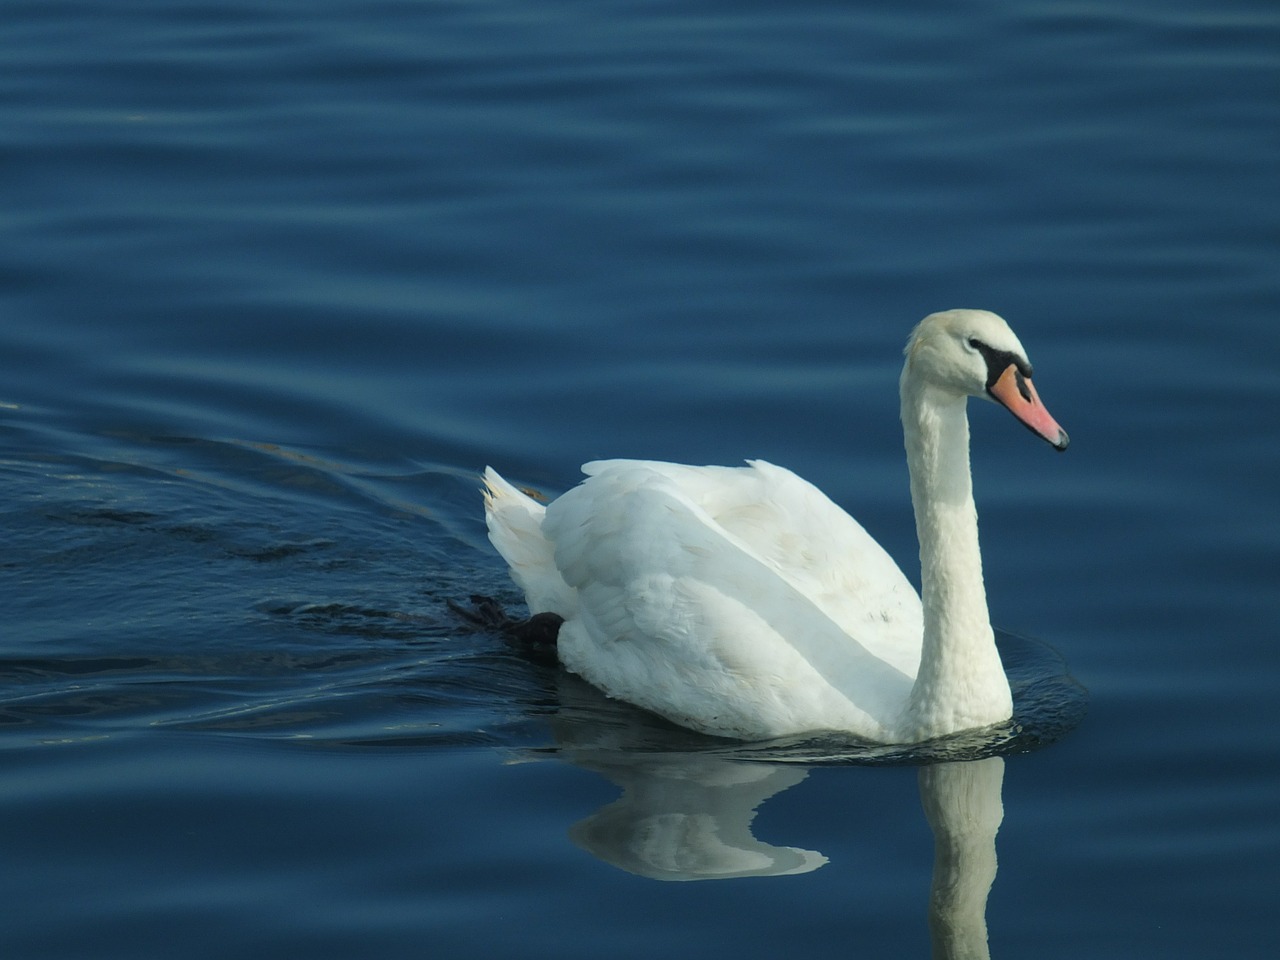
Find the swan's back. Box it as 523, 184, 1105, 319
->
486, 460, 924, 740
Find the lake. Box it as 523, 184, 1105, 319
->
2, 1, 1278, 957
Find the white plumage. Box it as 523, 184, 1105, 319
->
484, 310, 1067, 743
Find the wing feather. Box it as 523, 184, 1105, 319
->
542, 461, 921, 738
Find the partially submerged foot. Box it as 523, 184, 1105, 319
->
448, 594, 563, 666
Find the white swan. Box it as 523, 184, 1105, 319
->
483, 309, 1068, 743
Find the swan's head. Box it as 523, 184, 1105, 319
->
904, 309, 1069, 450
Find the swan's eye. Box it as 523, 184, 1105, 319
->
966, 337, 982, 351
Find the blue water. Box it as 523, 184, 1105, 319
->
3, 1, 1278, 956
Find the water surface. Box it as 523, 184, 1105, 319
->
2, 1, 1278, 957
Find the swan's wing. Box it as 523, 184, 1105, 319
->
582, 459, 923, 674
543, 461, 917, 739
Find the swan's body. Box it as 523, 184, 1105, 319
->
484, 310, 1067, 743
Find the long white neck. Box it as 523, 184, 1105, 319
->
899, 376, 1012, 740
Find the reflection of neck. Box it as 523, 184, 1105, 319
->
919, 758, 1005, 960
900, 378, 1012, 740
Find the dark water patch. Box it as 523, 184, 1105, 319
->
0, 632, 552, 749
45, 507, 161, 527
230, 537, 337, 563
0, 655, 162, 683
254, 592, 493, 646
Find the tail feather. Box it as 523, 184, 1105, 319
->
482, 467, 574, 615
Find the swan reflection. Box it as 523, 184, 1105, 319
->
547, 680, 1006, 957
567, 751, 826, 880
920, 758, 1004, 960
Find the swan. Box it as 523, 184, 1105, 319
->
482, 309, 1068, 743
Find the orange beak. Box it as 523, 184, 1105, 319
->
988, 364, 1069, 450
